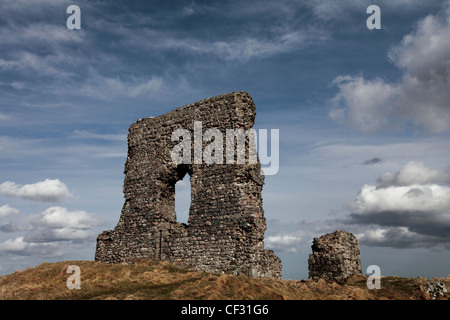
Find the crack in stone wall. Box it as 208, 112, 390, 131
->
95, 92, 282, 279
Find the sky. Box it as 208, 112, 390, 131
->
0, 0, 449, 280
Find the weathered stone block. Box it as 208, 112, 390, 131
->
308, 230, 362, 281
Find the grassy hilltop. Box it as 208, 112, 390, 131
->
0, 259, 448, 300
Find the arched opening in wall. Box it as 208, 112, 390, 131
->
175, 173, 191, 225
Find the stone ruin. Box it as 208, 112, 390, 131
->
308, 230, 362, 281
95, 92, 282, 279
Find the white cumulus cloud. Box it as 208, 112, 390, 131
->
345, 162, 450, 247
0, 179, 74, 202
0, 205, 19, 219
350, 183, 450, 215
0, 237, 57, 256
25, 206, 102, 242
377, 161, 450, 187
330, 2, 450, 133
29, 206, 100, 229
265, 234, 303, 253
0, 206, 102, 257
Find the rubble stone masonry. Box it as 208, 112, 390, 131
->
95, 92, 282, 279
308, 230, 362, 281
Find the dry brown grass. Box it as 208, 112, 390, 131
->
0, 259, 448, 300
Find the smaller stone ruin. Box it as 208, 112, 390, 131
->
308, 230, 362, 281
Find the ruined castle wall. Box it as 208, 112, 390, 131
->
95, 92, 281, 279
308, 230, 362, 281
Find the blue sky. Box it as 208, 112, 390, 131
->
1, 0, 450, 280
